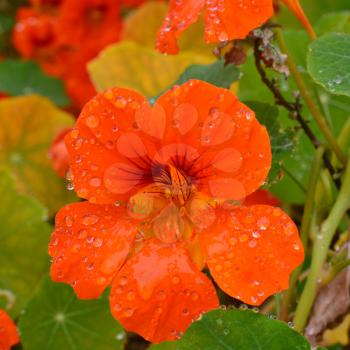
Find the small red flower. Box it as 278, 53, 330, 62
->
12, 8, 58, 61
12, 0, 124, 108
49, 80, 304, 343
0, 309, 19, 350
156, 0, 274, 54
56, 0, 122, 50
156, 0, 314, 54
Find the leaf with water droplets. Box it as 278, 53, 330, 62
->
0, 60, 70, 106
0, 168, 50, 317
18, 277, 126, 350
0, 95, 76, 214
88, 41, 213, 98
307, 33, 350, 97
149, 309, 311, 349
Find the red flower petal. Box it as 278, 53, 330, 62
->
156, 80, 271, 200
200, 205, 304, 305
156, 0, 273, 54
110, 239, 219, 343
49, 202, 137, 299
204, 0, 273, 44
156, 0, 205, 54
243, 189, 280, 207
66, 88, 158, 204
0, 309, 19, 350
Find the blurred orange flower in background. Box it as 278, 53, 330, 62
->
0, 309, 19, 350
49, 80, 304, 342
156, 0, 314, 54
12, 0, 144, 109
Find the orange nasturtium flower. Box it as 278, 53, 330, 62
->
49, 80, 304, 343
156, 0, 314, 54
0, 309, 19, 350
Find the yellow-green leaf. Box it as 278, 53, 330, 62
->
0, 168, 51, 317
0, 95, 76, 214
88, 41, 213, 97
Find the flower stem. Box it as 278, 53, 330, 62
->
294, 157, 350, 332
274, 28, 347, 167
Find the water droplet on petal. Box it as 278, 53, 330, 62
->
81, 214, 99, 226
86, 115, 99, 128
65, 216, 73, 227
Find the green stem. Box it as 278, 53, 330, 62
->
275, 28, 347, 167
294, 158, 350, 332
280, 148, 323, 321
300, 148, 324, 248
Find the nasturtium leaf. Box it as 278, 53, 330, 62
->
314, 11, 350, 35
245, 101, 296, 184
0, 95, 76, 214
150, 309, 311, 350
0, 13, 14, 51
0, 168, 50, 317
307, 33, 350, 97
19, 277, 126, 350
174, 59, 240, 90
88, 41, 213, 97
122, 1, 211, 55
0, 60, 69, 106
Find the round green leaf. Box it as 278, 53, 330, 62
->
0, 168, 50, 317
19, 277, 126, 350
151, 309, 311, 350
0, 95, 76, 214
307, 33, 350, 97
315, 11, 350, 35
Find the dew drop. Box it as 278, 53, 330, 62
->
65, 216, 73, 227
257, 217, 270, 230
89, 177, 101, 187
120, 276, 128, 285
123, 308, 134, 317
81, 214, 99, 226
93, 237, 103, 248
218, 31, 229, 42
248, 239, 257, 248
182, 308, 189, 316
127, 291, 136, 301
223, 328, 230, 335
172, 275, 180, 284
77, 229, 88, 239
191, 292, 199, 300
216, 318, 223, 326
86, 262, 95, 270
115, 332, 125, 341
86, 115, 99, 128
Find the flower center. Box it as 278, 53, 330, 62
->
127, 163, 199, 243
155, 164, 194, 206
